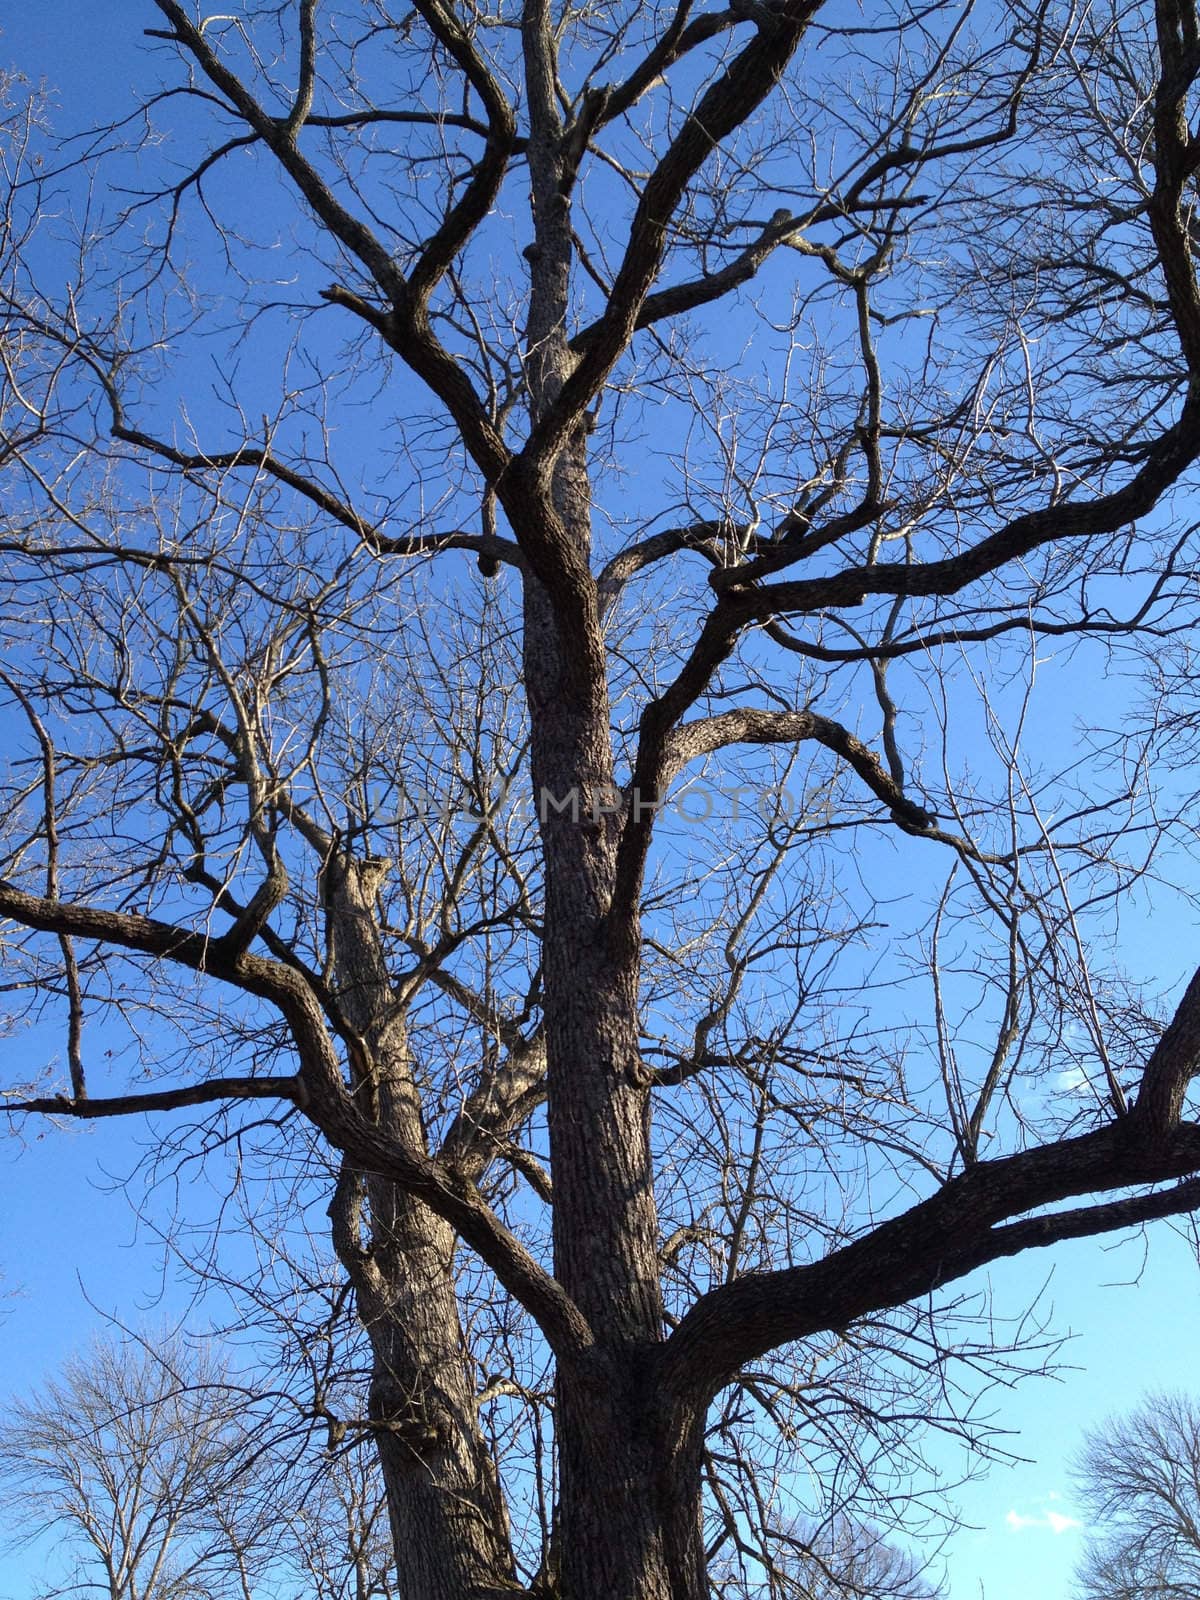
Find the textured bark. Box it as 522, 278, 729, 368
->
521, 558, 709, 1596
514, 10, 696, 1583
533, 737, 685, 1595
322, 858, 519, 1600
553, 1352, 706, 1600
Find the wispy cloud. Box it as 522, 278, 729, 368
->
1005, 1507, 1081, 1536
1055, 1064, 1093, 1097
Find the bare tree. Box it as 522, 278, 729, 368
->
6, 2, 1200, 1597
712, 1516, 942, 1600
1072, 1392, 1200, 1600
291, 1445, 399, 1600
0, 1334, 276, 1600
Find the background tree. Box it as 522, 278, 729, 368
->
6, 3, 1200, 1599
290, 1446, 399, 1600
711, 1515, 943, 1600
0, 1334, 277, 1600
1072, 1391, 1200, 1600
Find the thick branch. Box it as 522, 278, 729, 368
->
1132, 965, 1200, 1135
725, 389, 1200, 620
660, 1102, 1200, 1405
0, 880, 593, 1357
569, 212, 798, 352
438, 1034, 548, 1182
661, 706, 934, 826
282, 0, 317, 141
526, 0, 823, 460
150, 0, 408, 300
406, 0, 517, 303
607, 370, 1200, 946
598, 5, 739, 128
597, 521, 729, 599
5, 1077, 300, 1119
112, 414, 524, 570
150, 1, 511, 486
984, 1177, 1200, 1255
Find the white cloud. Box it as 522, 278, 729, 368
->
1055, 1064, 1092, 1097
1005, 1507, 1081, 1536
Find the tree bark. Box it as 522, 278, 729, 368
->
514, 6, 705, 1577
323, 858, 520, 1600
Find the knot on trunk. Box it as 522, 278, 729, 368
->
369, 1369, 450, 1460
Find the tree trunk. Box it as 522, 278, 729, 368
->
323, 858, 519, 1600
554, 1353, 709, 1600
356, 1185, 518, 1600
523, 577, 712, 1597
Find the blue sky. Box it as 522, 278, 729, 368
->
7, 1100, 1199, 1598
3, 6, 1200, 1599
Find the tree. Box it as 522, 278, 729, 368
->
712, 1516, 942, 1600
0, 1334, 277, 1600
6, 1, 1200, 1596
1072, 1392, 1200, 1600
292, 1446, 399, 1600
0, 1323, 407, 1600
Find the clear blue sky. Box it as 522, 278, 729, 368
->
9, 1088, 1199, 1599
2, 7, 1200, 1600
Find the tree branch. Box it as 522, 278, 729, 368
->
406, 0, 517, 304
4, 1077, 301, 1119
0, 879, 593, 1358
659, 1100, 1200, 1405
660, 706, 935, 827
525, 0, 824, 462
438, 1033, 548, 1182
149, 0, 512, 486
